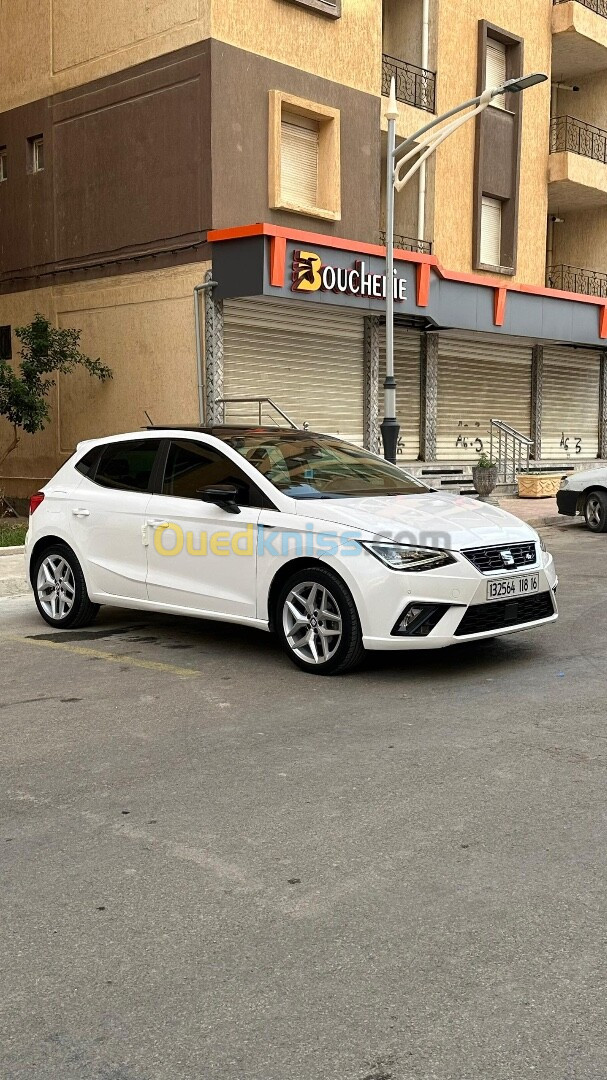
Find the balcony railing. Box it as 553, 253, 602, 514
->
553, 0, 607, 19
547, 264, 607, 297
381, 54, 436, 113
379, 231, 432, 255
550, 115, 607, 162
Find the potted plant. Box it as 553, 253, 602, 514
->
472, 452, 499, 499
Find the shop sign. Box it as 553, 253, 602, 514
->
291, 249, 407, 302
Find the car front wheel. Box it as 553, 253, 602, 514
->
276, 567, 364, 676
584, 490, 607, 533
32, 543, 100, 629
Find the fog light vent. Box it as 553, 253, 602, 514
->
393, 603, 450, 637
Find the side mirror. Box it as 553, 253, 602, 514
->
197, 484, 242, 514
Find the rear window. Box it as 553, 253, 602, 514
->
94, 439, 161, 493
75, 447, 100, 477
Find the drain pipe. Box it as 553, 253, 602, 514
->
417, 0, 430, 247
193, 279, 217, 425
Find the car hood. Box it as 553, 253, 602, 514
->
567, 466, 607, 488
293, 491, 537, 551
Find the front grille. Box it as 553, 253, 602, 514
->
462, 542, 537, 574
455, 592, 555, 637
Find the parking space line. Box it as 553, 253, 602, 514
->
0, 634, 200, 678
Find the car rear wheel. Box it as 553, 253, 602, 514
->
276, 567, 364, 676
584, 490, 607, 533
33, 543, 100, 629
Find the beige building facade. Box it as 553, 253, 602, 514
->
2, 0, 607, 497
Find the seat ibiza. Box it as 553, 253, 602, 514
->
25, 427, 558, 675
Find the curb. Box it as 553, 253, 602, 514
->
0, 545, 25, 557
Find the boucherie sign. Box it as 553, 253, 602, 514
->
291, 248, 408, 302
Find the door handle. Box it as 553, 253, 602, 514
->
147, 519, 169, 528
72, 508, 90, 517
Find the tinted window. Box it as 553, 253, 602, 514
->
163, 440, 256, 505
95, 439, 161, 493
75, 447, 100, 477
226, 432, 428, 499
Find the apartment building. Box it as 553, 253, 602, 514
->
1, 0, 606, 497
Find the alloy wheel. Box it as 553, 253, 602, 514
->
282, 581, 343, 665
586, 495, 603, 529
36, 555, 76, 621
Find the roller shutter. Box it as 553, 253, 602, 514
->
379, 327, 421, 459
437, 334, 532, 462
222, 298, 364, 442
542, 347, 600, 460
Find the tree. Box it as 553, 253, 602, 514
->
0, 313, 112, 470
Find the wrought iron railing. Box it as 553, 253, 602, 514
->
547, 264, 607, 297
381, 54, 436, 113
379, 231, 432, 255
553, 0, 607, 19
489, 420, 533, 485
550, 115, 607, 163
216, 397, 299, 428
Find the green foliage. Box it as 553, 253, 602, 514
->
475, 452, 496, 469
0, 314, 112, 439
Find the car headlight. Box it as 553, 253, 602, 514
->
360, 541, 456, 572
559, 477, 569, 491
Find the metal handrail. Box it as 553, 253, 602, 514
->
379, 230, 432, 255
550, 115, 607, 164
553, 0, 607, 18
489, 419, 533, 485
215, 397, 299, 429
381, 54, 436, 113
547, 263, 607, 298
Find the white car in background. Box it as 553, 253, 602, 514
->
24, 428, 558, 675
557, 467, 607, 532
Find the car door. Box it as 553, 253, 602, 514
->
145, 438, 262, 619
69, 438, 161, 601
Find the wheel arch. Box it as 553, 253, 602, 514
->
267, 557, 354, 633
29, 535, 78, 586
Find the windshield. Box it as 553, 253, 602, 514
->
225, 432, 429, 499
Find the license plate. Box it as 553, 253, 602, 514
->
486, 573, 540, 601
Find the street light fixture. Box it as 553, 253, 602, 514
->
381, 71, 548, 463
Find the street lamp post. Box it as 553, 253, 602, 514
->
381, 71, 547, 463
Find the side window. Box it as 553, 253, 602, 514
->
75, 447, 100, 477
162, 440, 258, 505
95, 439, 161, 492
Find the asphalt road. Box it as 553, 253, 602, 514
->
1, 521, 605, 1080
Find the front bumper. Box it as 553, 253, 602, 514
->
556, 488, 579, 517
349, 550, 558, 651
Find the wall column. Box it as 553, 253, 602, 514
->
530, 344, 543, 461
420, 330, 438, 460
599, 351, 607, 459
363, 315, 381, 453
204, 269, 224, 424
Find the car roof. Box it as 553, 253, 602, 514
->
74, 427, 327, 453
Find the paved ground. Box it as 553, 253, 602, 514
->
1, 521, 606, 1080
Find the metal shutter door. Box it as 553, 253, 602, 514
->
486, 40, 506, 109
379, 327, 421, 459
437, 335, 532, 462
480, 197, 502, 266
542, 347, 600, 460
281, 114, 318, 207
223, 298, 364, 442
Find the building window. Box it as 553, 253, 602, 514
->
0, 325, 12, 361
485, 38, 507, 110
0, 148, 7, 183
28, 135, 44, 174
269, 91, 341, 221
480, 197, 502, 267
280, 0, 341, 17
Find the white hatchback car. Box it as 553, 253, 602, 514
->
557, 466, 607, 532
25, 427, 558, 675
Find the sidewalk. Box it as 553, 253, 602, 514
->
0, 549, 28, 598
492, 494, 578, 530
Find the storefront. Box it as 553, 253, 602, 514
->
207, 224, 607, 467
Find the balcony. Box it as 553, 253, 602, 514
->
379, 230, 432, 255
552, 0, 607, 80
381, 54, 435, 113
547, 263, 607, 297
549, 115, 607, 208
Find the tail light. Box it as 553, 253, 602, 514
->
29, 492, 45, 515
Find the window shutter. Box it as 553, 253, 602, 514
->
280, 112, 319, 207
480, 197, 502, 266
486, 38, 507, 109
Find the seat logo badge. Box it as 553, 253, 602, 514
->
500, 549, 515, 567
